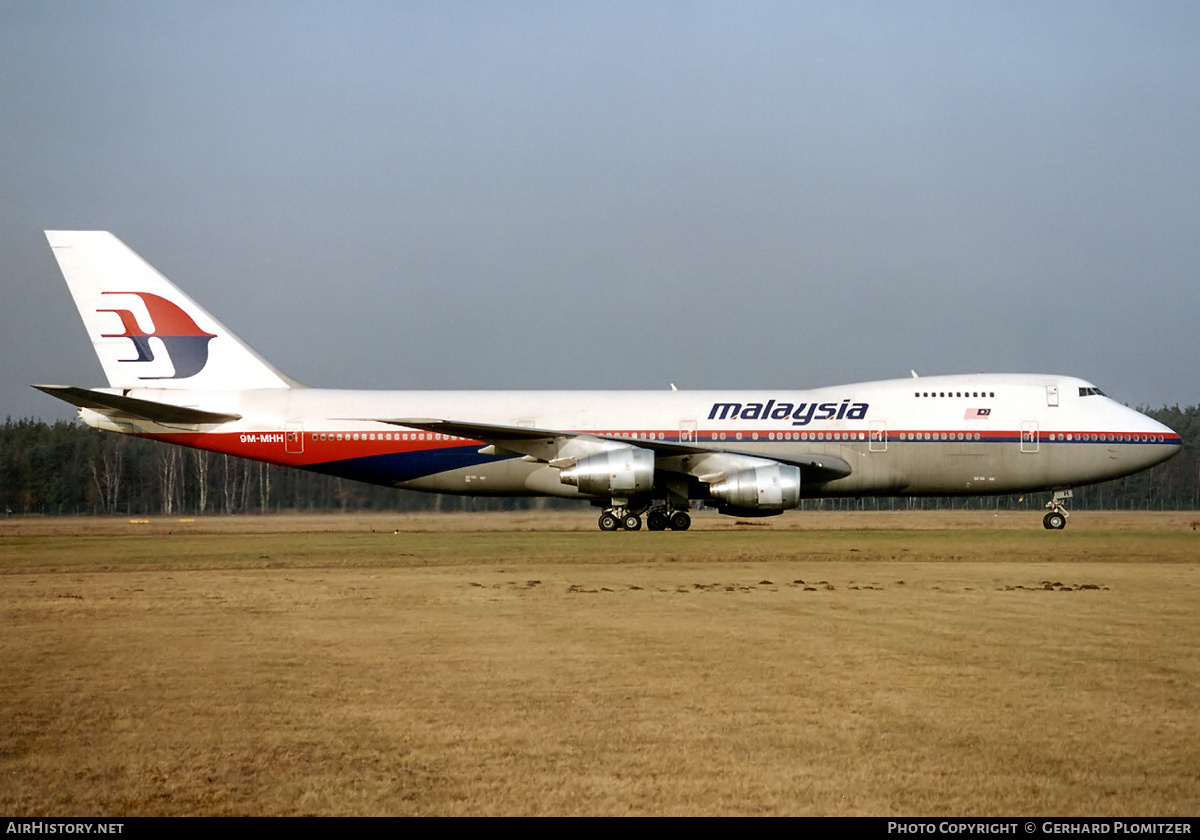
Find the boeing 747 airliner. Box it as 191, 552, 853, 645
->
35, 231, 1181, 530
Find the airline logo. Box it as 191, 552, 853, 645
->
98, 291, 216, 380
708, 398, 869, 426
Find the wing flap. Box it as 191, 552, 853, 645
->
372, 417, 564, 441
365, 417, 604, 461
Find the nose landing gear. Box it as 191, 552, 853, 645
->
1043, 489, 1072, 530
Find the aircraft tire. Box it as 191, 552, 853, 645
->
669, 511, 691, 531
622, 513, 642, 531
646, 511, 668, 531
1043, 511, 1066, 530
599, 512, 619, 531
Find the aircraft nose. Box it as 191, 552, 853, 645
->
1129, 410, 1183, 470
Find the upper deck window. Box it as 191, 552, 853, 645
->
914, 391, 996, 398
1078, 387, 1106, 397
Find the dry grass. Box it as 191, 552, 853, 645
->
1, 511, 1197, 815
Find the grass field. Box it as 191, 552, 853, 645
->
1, 511, 1197, 815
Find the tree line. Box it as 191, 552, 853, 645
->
2, 406, 1199, 516
0, 417, 561, 516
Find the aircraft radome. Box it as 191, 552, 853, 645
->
36, 231, 1182, 531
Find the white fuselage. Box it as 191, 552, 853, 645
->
86, 372, 1180, 502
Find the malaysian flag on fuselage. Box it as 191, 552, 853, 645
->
964, 408, 992, 420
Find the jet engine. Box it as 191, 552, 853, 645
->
557, 447, 655, 497
707, 464, 801, 513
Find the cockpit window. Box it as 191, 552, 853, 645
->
1078, 387, 1106, 397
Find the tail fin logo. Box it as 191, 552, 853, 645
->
98, 292, 216, 380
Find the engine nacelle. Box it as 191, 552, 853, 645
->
558, 447, 655, 497
708, 464, 801, 511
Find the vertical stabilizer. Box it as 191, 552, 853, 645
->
45, 231, 297, 390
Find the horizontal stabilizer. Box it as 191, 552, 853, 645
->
33, 385, 241, 425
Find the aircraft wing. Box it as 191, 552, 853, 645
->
370, 417, 853, 483
33, 385, 242, 426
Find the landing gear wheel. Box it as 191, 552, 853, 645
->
669, 511, 691, 531
622, 513, 642, 531
598, 512, 619, 532
1042, 489, 1072, 530
646, 510, 668, 531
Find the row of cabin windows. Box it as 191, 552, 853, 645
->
915, 391, 995, 398
312, 432, 460, 442
599, 432, 667, 440
308, 429, 1166, 445
1048, 432, 1165, 443
714, 431, 867, 442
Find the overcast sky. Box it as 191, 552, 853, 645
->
4, 1, 1199, 422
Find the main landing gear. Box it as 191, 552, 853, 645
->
598, 505, 691, 532
1043, 489, 1072, 530
646, 509, 689, 531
